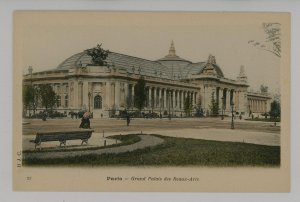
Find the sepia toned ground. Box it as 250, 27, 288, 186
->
22, 117, 280, 151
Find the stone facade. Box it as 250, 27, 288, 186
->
23, 42, 271, 118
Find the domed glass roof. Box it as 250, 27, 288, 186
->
56, 43, 224, 79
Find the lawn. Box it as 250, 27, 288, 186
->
23, 134, 280, 167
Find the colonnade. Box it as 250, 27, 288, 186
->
79, 81, 199, 112
248, 99, 267, 113
144, 86, 198, 110
56, 80, 250, 115
201, 85, 247, 114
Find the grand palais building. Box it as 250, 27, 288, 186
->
23, 41, 271, 118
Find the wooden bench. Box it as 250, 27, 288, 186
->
30, 129, 94, 150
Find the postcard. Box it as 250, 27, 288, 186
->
13, 11, 290, 192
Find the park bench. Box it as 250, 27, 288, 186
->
30, 129, 94, 150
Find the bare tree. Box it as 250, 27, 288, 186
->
248, 23, 281, 57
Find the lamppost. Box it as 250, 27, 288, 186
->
221, 96, 224, 120
248, 104, 251, 117
231, 101, 235, 129
88, 92, 92, 112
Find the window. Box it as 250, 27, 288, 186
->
56, 95, 61, 107
64, 95, 68, 107
94, 95, 102, 109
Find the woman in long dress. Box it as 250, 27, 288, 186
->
79, 112, 91, 129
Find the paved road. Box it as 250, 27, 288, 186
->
23, 117, 280, 136
22, 117, 280, 152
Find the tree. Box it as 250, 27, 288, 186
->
85, 43, 110, 66
248, 22, 281, 57
134, 76, 147, 112
263, 23, 281, 57
269, 100, 280, 120
209, 92, 219, 116
126, 95, 133, 109
23, 85, 35, 117
195, 96, 203, 117
39, 84, 56, 111
184, 94, 193, 117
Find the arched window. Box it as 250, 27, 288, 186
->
64, 95, 68, 107
94, 95, 102, 109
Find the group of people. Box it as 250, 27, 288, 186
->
79, 112, 131, 129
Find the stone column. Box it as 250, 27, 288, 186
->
148, 87, 152, 108
226, 89, 231, 112
163, 89, 167, 109
259, 100, 263, 112
218, 88, 223, 110
266, 100, 270, 112
260, 100, 262, 112
124, 83, 129, 108
193, 92, 195, 106
236, 91, 240, 112
153, 87, 157, 108
115, 82, 120, 108
206, 86, 212, 110
68, 82, 72, 108
78, 81, 83, 109
171, 90, 174, 108
180, 91, 183, 109
232, 91, 236, 111
105, 82, 111, 108
111, 83, 115, 107
157, 88, 161, 108
82, 81, 89, 110
203, 87, 207, 110
132, 84, 135, 106
255, 100, 258, 112
59, 83, 63, 107
202, 87, 206, 110
177, 90, 180, 109
73, 81, 78, 109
